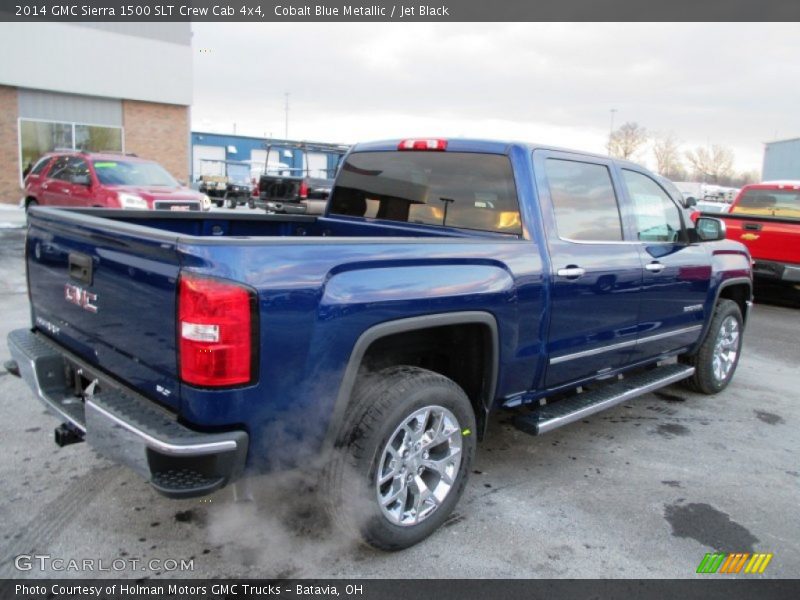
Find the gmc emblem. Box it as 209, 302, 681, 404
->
64, 283, 98, 313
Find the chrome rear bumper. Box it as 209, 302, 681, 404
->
7, 328, 248, 498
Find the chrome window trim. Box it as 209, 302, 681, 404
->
549, 324, 703, 365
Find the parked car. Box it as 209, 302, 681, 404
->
8, 138, 751, 551
716, 180, 800, 287
24, 151, 211, 212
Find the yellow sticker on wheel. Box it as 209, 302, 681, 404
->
462, 428, 472, 436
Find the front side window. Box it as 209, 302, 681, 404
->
622, 170, 683, 242
545, 159, 623, 241
67, 158, 90, 181
329, 151, 522, 234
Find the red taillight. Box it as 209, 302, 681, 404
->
690, 210, 701, 223
397, 139, 448, 151
251, 177, 259, 197
178, 274, 254, 387
298, 180, 309, 199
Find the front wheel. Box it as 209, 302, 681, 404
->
324, 366, 476, 551
680, 299, 743, 394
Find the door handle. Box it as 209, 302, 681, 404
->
557, 266, 586, 279
645, 261, 665, 273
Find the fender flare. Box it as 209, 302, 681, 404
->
691, 276, 752, 354
323, 311, 499, 448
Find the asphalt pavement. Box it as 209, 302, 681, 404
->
0, 208, 797, 579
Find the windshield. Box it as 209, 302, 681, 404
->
328, 151, 522, 234
93, 160, 179, 187
226, 163, 250, 184
733, 189, 800, 218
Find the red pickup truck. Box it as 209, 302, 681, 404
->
717, 181, 800, 288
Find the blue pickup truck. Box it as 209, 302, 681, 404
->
7, 138, 752, 550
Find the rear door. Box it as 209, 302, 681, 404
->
620, 168, 710, 360
534, 150, 643, 388
40, 156, 74, 206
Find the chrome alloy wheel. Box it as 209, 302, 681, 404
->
376, 405, 463, 527
712, 315, 740, 383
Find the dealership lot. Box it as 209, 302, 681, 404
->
0, 214, 797, 579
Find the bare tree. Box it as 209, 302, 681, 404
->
608, 122, 648, 160
685, 145, 735, 184
652, 133, 684, 179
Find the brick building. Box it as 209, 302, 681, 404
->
0, 23, 192, 204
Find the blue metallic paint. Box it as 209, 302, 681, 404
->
22, 139, 752, 472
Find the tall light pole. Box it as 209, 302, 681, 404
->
284, 92, 290, 139
608, 108, 617, 154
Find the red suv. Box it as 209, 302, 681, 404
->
23, 151, 211, 212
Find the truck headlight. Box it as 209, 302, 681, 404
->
118, 193, 148, 210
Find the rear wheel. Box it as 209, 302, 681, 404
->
226, 198, 237, 209
324, 366, 476, 551
681, 299, 743, 394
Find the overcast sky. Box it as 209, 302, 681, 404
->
192, 23, 800, 174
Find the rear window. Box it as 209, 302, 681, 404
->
29, 156, 51, 176
734, 188, 800, 217
328, 151, 522, 234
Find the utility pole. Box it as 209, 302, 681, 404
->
284, 92, 290, 139
607, 108, 617, 154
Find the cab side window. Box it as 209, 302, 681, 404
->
623, 170, 683, 243
545, 158, 623, 242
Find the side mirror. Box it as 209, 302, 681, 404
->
695, 216, 726, 241
71, 174, 91, 186
683, 197, 697, 208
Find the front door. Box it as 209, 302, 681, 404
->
620, 168, 710, 360
534, 151, 643, 389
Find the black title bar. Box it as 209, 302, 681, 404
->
1, 0, 800, 21
3, 579, 800, 600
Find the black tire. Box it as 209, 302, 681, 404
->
226, 198, 237, 209
214, 200, 223, 208
25, 198, 38, 212
680, 299, 743, 394
324, 366, 476, 551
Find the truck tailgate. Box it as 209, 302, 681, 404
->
25, 209, 183, 410
722, 214, 800, 264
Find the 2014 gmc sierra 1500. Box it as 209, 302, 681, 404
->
6, 138, 752, 550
